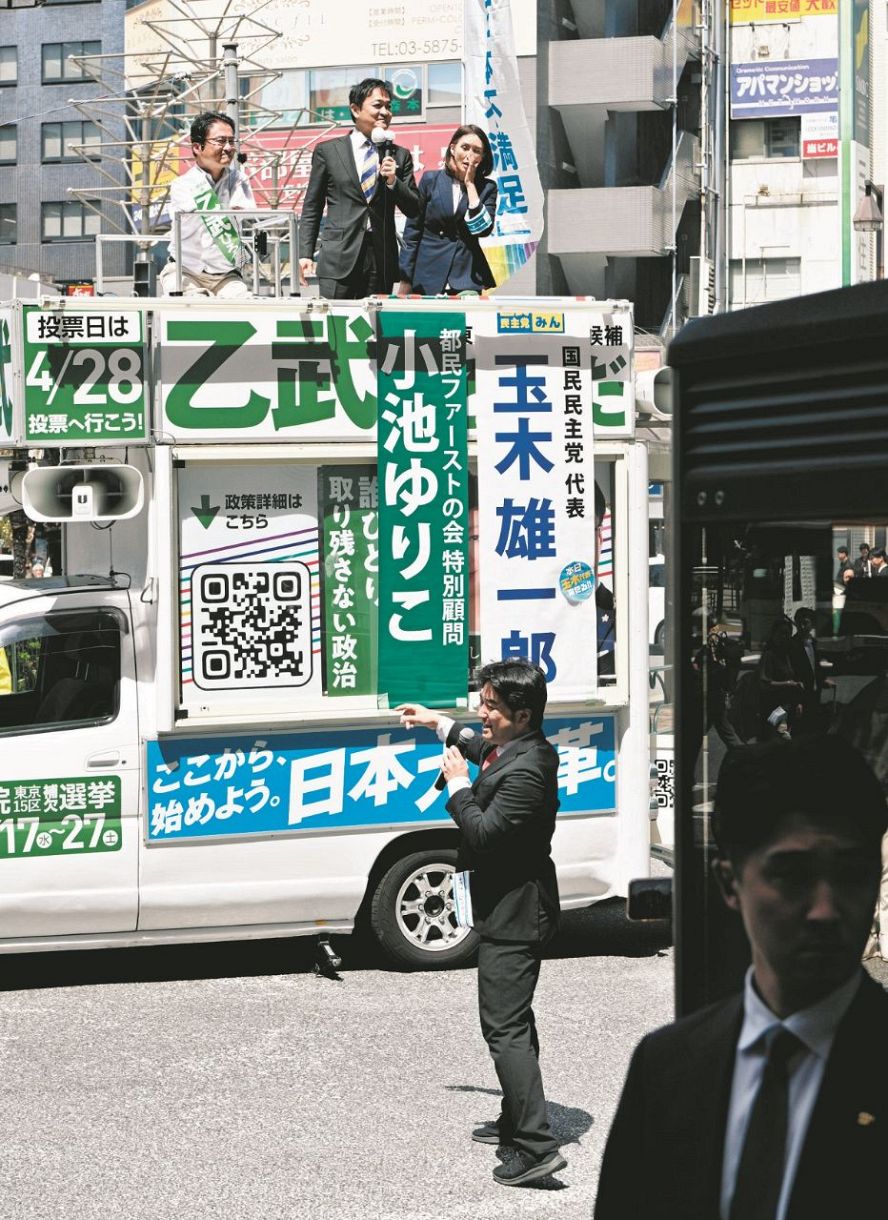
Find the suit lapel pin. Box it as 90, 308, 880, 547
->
856, 1112, 876, 1127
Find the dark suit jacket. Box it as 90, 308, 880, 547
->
789, 634, 823, 690
594, 973, 888, 1219
445, 724, 560, 942
298, 134, 420, 288
399, 169, 497, 293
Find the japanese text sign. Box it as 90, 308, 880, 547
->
145, 716, 617, 843
474, 310, 600, 698
320, 465, 379, 697
21, 306, 147, 444
157, 308, 377, 442
0, 776, 122, 859
0, 310, 12, 444
730, 59, 839, 119
177, 462, 321, 715
729, 0, 836, 21
377, 311, 469, 708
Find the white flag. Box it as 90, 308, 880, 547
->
464, 0, 544, 285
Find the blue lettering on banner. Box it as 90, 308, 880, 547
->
145, 716, 617, 842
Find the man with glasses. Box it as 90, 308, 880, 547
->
160, 112, 255, 298
399, 660, 567, 1188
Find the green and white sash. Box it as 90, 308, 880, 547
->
192, 180, 243, 268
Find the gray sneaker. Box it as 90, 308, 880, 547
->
472, 1121, 515, 1147
493, 1149, 567, 1186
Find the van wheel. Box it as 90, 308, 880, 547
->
654, 621, 666, 650
369, 849, 479, 970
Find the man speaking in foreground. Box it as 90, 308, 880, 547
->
595, 734, 888, 1219
399, 659, 567, 1187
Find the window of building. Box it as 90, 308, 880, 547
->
0, 204, 15, 245
428, 62, 462, 108
729, 257, 802, 308
0, 46, 16, 86
308, 67, 374, 125
41, 41, 102, 84
242, 68, 309, 128
730, 117, 800, 160
0, 124, 15, 164
42, 120, 101, 162
41, 200, 102, 242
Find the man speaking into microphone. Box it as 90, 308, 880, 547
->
399, 659, 567, 1187
298, 77, 420, 298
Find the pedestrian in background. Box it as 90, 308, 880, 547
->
596, 735, 888, 1220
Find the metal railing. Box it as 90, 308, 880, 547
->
170, 208, 300, 297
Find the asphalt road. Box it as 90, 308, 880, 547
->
0, 901, 672, 1220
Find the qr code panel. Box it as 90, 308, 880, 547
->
191, 562, 313, 690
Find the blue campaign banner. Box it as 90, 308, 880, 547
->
146, 715, 617, 843
730, 59, 838, 119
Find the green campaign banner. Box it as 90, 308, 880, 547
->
0, 776, 122, 859
320, 465, 379, 696
21, 306, 147, 444
377, 311, 469, 708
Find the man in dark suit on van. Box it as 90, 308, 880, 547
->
595, 734, 888, 1220
298, 77, 420, 298
399, 659, 567, 1187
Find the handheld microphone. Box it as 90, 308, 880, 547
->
371, 126, 394, 161
434, 726, 476, 791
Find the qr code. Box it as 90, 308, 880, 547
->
191, 562, 313, 690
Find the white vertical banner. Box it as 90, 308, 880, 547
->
464, 0, 544, 286
473, 306, 597, 698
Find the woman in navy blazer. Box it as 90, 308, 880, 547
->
398, 125, 498, 295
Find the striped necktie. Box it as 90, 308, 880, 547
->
360, 139, 377, 204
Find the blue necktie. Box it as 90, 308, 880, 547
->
360, 139, 377, 204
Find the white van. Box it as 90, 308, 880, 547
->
0, 295, 653, 967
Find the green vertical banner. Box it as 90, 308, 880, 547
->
377, 311, 469, 708
320, 465, 379, 696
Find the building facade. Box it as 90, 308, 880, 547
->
0, 0, 127, 288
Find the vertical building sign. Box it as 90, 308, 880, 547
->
474, 308, 598, 698
377, 311, 469, 708
320, 466, 379, 697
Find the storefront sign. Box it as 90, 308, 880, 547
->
731, 59, 839, 119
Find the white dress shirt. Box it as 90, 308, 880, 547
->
436, 715, 517, 799
167, 163, 254, 275
720, 968, 862, 1220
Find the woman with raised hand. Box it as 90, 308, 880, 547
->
398, 124, 498, 296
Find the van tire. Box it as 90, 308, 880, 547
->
369, 848, 479, 970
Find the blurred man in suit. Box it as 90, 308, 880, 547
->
399, 659, 567, 1187
595, 735, 888, 1220
298, 78, 420, 298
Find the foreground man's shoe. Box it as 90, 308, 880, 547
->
493, 1149, 567, 1186
472, 1121, 515, 1146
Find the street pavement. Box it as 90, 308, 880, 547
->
0, 901, 672, 1220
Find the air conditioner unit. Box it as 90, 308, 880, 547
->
22, 464, 144, 523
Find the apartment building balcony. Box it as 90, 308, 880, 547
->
549, 36, 677, 112
547, 132, 701, 259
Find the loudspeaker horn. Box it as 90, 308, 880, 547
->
22, 464, 144, 523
